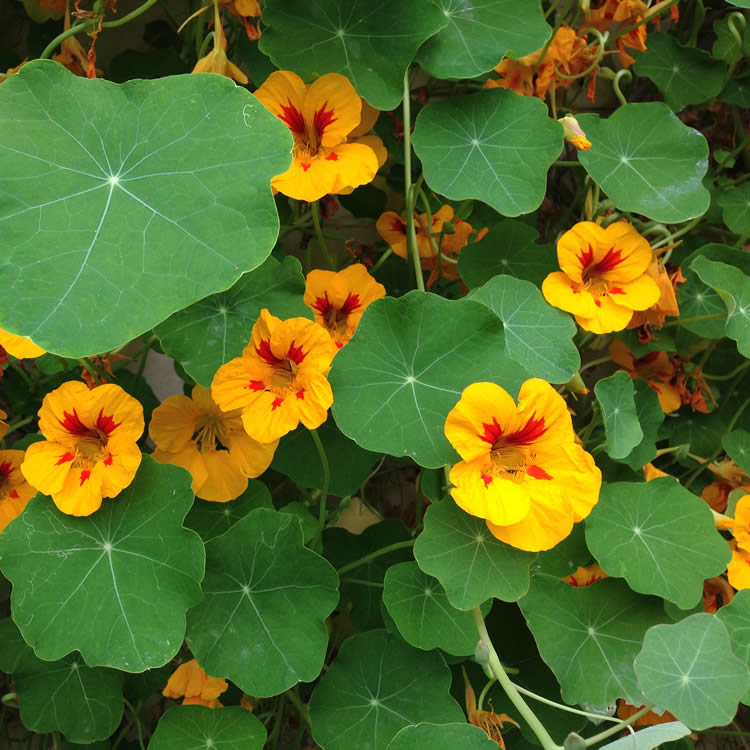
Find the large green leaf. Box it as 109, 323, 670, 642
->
0, 457, 204, 671
330, 292, 529, 468
723, 430, 750, 475
412, 89, 561, 217
617, 380, 664, 471
417, 0, 550, 80
634, 614, 750, 729
0, 60, 291, 357
598, 723, 691, 750
717, 183, 750, 235
594, 372, 643, 460
518, 575, 667, 706
0, 619, 123, 744
632, 33, 726, 112
471, 275, 579, 383
259, 0, 448, 110
148, 706, 266, 750
154, 257, 309, 388
585, 478, 731, 608
413, 499, 534, 609
716, 589, 750, 704
387, 723, 499, 750
186, 508, 338, 697
309, 630, 464, 750
578, 104, 709, 223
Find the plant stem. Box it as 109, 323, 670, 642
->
402, 70, 425, 292
336, 540, 415, 576
102, 0, 161, 28
40, 20, 91, 59
472, 607, 563, 750
651, 215, 703, 249
311, 201, 336, 270
122, 698, 145, 750
554, 160, 586, 167
728, 396, 750, 434
285, 688, 312, 731
77, 358, 99, 382
582, 704, 654, 746
5, 415, 36, 436
509, 682, 627, 725
8, 361, 34, 390
309, 428, 330, 539
370, 248, 393, 275
662, 312, 727, 327
703, 361, 750, 381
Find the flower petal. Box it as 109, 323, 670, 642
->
542, 272, 596, 317
304, 73, 362, 149
21, 441, 76, 496
607, 275, 661, 311
0, 328, 45, 358
153, 444, 209, 495
149, 394, 202, 452
97, 437, 142, 499
254, 70, 308, 136
575, 294, 634, 334
196, 449, 249, 502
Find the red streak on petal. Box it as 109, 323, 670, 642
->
481, 472, 493, 488
55, 452, 75, 466
279, 99, 305, 135
256, 339, 282, 366
313, 101, 338, 140
0, 460, 11, 478
479, 417, 503, 444
301, 162, 312, 172
325, 151, 339, 161
313, 292, 332, 316
572, 288, 581, 294
594, 298, 602, 307
59, 409, 89, 436
9, 490, 19, 499
390, 218, 406, 235
103, 453, 114, 466
576, 244, 594, 270
287, 340, 307, 365
271, 397, 283, 411
504, 414, 547, 447
246, 380, 266, 392
340, 293, 362, 315
609, 286, 625, 295
95, 410, 121, 437
527, 465, 553, 480
296, 389, 305, 400
79, 469, 91, 486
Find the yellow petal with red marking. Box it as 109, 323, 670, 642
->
303, 73, 362, 149
575, 294, 634, 334
606, 274, 661, 311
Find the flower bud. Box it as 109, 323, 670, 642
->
559, 116, 592, 151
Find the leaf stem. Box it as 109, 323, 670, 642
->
703, 361, 750, 381
403, 69, 425, 292
336, 539, 415, 576
102, 0, 161, 28
285, 687, 312, 731
662, 312, 727, 327
650, 215, 703, 249
40, 20, 91, 59
4, 415, 36, 437
582, 704, 654, 746
369, 248, 393, 275
309, 428, 330, 539
311, 201, 336, 270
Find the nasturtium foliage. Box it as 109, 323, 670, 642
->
585, 478, 731, 608
714, 15, 748, 64
597, 723, 692, 750
386, 722, 500, 750
716, 589, 750, 704
0, 60, 291, 357
0, 619, 124, 744
309, 630, 464, 750
634, 614, 750, 729
471, 275, 579, 383
148, 705, 266, 750
723, 430, 750, 475
186, 508, 338, 697
330, 292, 529, 468
717, 183, 750, 235
412, 89, 562, 217
413, 499, 534, 609
594, 371, 643, 460
0, 458, 204, 671
578, 104, 710, 223
518, 576, 668, 706
259, 0, 448, 110
155, 256, 310, 388
616, 381, 664, 471
416, 0, 550, 80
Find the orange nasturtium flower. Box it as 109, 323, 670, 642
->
212, 310, 336, 444
728, 540, 750, 590
254, 71, 380, 202
163, 658, 228, 708
627, 257, 684, 337
542, 221, 660, 334
444, 379, 601, 552
192, 5, 248, 84
463, 667, 518, 747
0, 328, 45, 358
150, 385, 277, 503
21, 381, 144, 516
0, 410, 7, 442
304, 264, 386, 349
562, 562, 608, 587
0, 451, 36, 533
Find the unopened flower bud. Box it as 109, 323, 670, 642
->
442, 221, 457, 235
559, 116, 592, 151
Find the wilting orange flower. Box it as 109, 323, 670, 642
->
445, 379, 601, 552
304, 264, 386, 349
0, 451, 36, 533
163, 658, 228, 708
221, 0, 261, 39
255, 71, 380, 202
542, 221, 660, 334
192, 5, 248, 84
212, 310, 335, 444
0, 61, 27, 83
627, 257, 684, 339
703, 576, 735, 613
616, 701, 678, 727
21, 382, 143, 516
463, 667, 518, 747
728, 540, 750, 590
562, 562, 608, 586
150, 385, 277, 502
701, 459, 750, 513
609, 339, 681, 413
0, 328, 45, 359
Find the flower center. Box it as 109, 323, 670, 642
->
194, 414, 228, 452
480, 413, 548, 477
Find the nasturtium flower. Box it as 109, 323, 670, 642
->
0, 409, 7, 442
643, 462, 671, 481
559, 115, 592, 151
463, 667, 518, 748
728, 540, 750, 590
163, 658, 228, 708
304, 264, 386, 349
376, 205, 455, 260
703, 576, 734, 613
212, 309, 336, 444
336, 100, 388, 195
444, 379, 601, 552
627, 256, 684, 337
542, 221, 661, 334
191, 9, 248, 84
254, 71, 380, 201
562, 562, 607, 587
0, 451, 36, 533
21, 381, 143, 516
732, 495, 750, 554
0, 328, 45, 358
150, 385, 277, 503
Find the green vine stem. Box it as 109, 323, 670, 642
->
309, 428, 330, 539
651, 215, 703, 249
403, 70, 425, 292
311, 201, 336, 271
703, 361, 750, 381
335, 539, 416, 576
582, 704, 654, 746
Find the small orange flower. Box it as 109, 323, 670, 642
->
192, 7, 248, 84
703, 576, 734, 613
21, 381, 143, 516
0, 409, 7, 442
150, 385, 277, 502
542, 221, 660, 334
732, 494, 750, 554
627, 257, 684, 339
163, 658, 228, 708
211, 310, 335, 443
254, 71, 380, 201
463, 667, 518, 747
643, 462, 671, 481
444, 379, 601, 552
304, 264, 386, 349
562, 562, 608, 586
616, 701, 678, 727
728, 540, 750, 590
484, 51, 540, 97
0, 451, 36, 533
0, 328, 45, 359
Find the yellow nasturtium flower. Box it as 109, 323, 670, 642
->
0, 451, 36, 533
21, 381, 143, 516
444, 379, 601, 551
728, 540, 750, 590
0, 409, 7, 442
542, 221, 660, 334
0, 328, 45, 358
163, 658, 228, 708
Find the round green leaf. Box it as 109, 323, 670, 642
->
632, 33, 726, 112
634, 614, 750, 729
414, 499, 534, 609
412, 89, 562, 217
259, 0, 448, 110
723, 430, 750, 476
617, 380, 664, 470
0, 60, 292, 357
0, 619, 123, 744
471, 274, 579, 383
585, 478, 731, 608
594, 371, 643, 460
186, 508, 338, 697
717, 182, 750, 235
330, 292, 529, 468
387, 722, 499, 750
0, 457, 204, 671
383, 561, 489, 655
518, 575, 668, 706
578, 104, 709, 223
417, 0, 550, 80
309, 630, 464, 750
148, 705, 266, 750
597, 722, 691, 750
716, 589, 750, 704
155, 257, 310, 388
